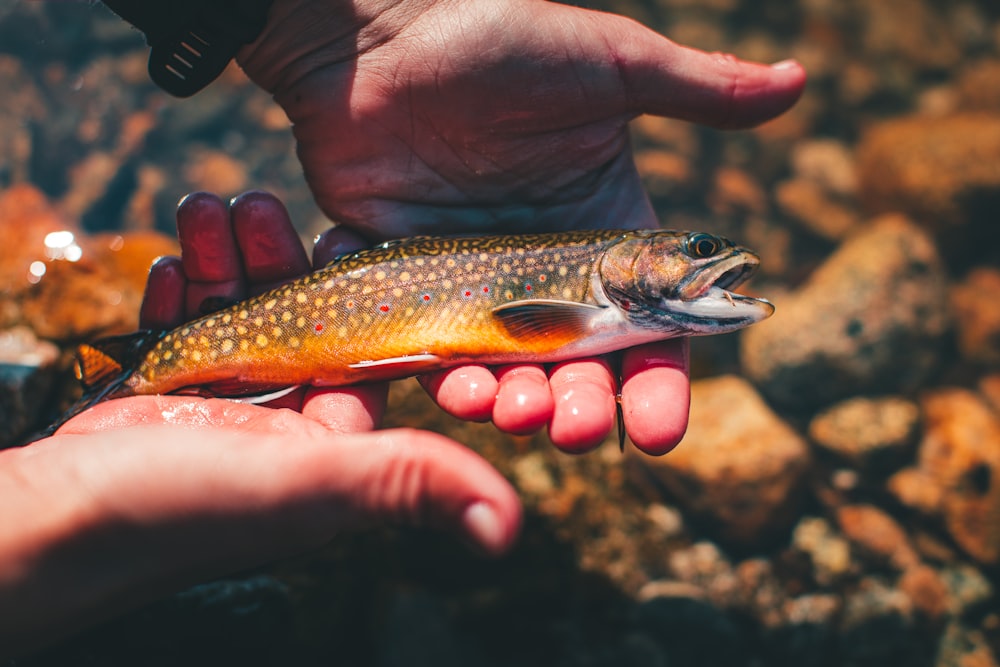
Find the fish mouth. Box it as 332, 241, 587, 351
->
677, 252, 758, 300
663, 252, 774, 332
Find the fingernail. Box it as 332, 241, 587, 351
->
462, 502, 506, 555
770, 59, 799, 71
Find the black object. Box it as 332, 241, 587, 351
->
101, 0, 273, 97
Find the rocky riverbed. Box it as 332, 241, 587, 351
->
3, 0, 1000, 665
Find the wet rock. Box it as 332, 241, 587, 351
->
637, 589, 749, 667
957, 59, 1000, 111
899, 565, 950, 621
809, 396, 920, 477
775, 178, 861, 241
934, 621, 1000, 667
909, 389, 1000, 565
951, 267, 1000, 365
856, 114, 1000, 232
790, 139, 858, 199
0, 326, 60, 447
764, 594, 841, 667
636, 375, 810, 543
839, 577, 923, 667
741, 215, 949, 411
792, 516, 854, 586
940, 564, 994, 619
835, 504, 920, 571
858, 0, 961, 72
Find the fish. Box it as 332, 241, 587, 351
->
49, 229, 774, 440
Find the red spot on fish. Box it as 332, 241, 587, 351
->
483, 286, 490, 293
538, 275, 546, 282
464, 290, 472, 297
621, 300, 631, 311
345, 299, 355, 309
525, 284, 532, 291
379, 304, 389, 312
422, 294, 431, 301
315, 323, 324, 332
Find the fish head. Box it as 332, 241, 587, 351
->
598, 230, 774, 335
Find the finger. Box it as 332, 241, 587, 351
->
598, 13, 806, 128
313, 226, 370, 268
418, 366, 497, 423
139, 256, 186, 329
620, 339, 690, 455
300, 384, 388, 433
547, 359, 617, 453
176, 192, 244, 282
492, 365, 553, 435
230, 191, 311, 289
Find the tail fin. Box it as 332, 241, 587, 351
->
25, 330, 163, 443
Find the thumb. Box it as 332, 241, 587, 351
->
594, 12, 806, 129
299, 427, 522, 556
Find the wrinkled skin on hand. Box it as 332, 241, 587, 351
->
236, 0, 805, 453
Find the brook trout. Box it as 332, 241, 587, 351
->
61, 229, 772, 430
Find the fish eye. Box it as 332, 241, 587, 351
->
684, 233, 722, 259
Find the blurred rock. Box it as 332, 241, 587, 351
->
857, 114, 1000, 233
775, 178, 861, 241
764, 594, 841, 667
898, 565, 950, 621
637, 376, 810, 543
667, 541, 740, 607
0, 183, 78, 329
906, 389, 1000, 565
709, 166, 768, 217
939, 564, 994, 618
0, 326, 59, 447
20, 228, 175, 341
637, 590, 748, 667
951, 267, 1000, 365
790, 139, 858, 198
858, 0, 961, 72
809, 396, 920, 476
792, 516, 853, 586
835, 504, 920, 571
934, 622, 1000, 667
889, 467, 945, 517
742, 215, 949, 411
957, 59, 1000, 111
839, 577, 922, 667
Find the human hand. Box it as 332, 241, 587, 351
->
236, 0, 806, 453
0, 192, 520, 657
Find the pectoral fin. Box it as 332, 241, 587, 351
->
491, 300, 604, 343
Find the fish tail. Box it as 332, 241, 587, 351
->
24, 331, 162, 443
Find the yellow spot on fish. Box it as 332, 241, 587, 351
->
254, 317, 264, 327
264, 299, 276, 310
268, 314, 277, 324
191, 350, 202, 362
173, 340, 182, 349
376, 270, 386, 280
338, 326, 348, 338
392, 288, 403, 298
206, 318, 216, 328
240, 339, 249, 351
315, 297, 324, 307
281, 311, 292, 322
237, 325, 248, 335
289, 336, 300, 348
182, 327, 191, 336
399, 271, 411, 282
272, 327, 282, 338
562, 287, 573, 299
296, 316, 306, 328
559, 266, 568, 277
324, 280, 334, 289
240, 310, 249, 320
164, 351, 173, 360
149, 354, 159, 365
256, 334, 268, 347
221, 339, 234, 353
296, 293, 307, 304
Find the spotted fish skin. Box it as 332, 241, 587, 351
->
72, 229, 773, 405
